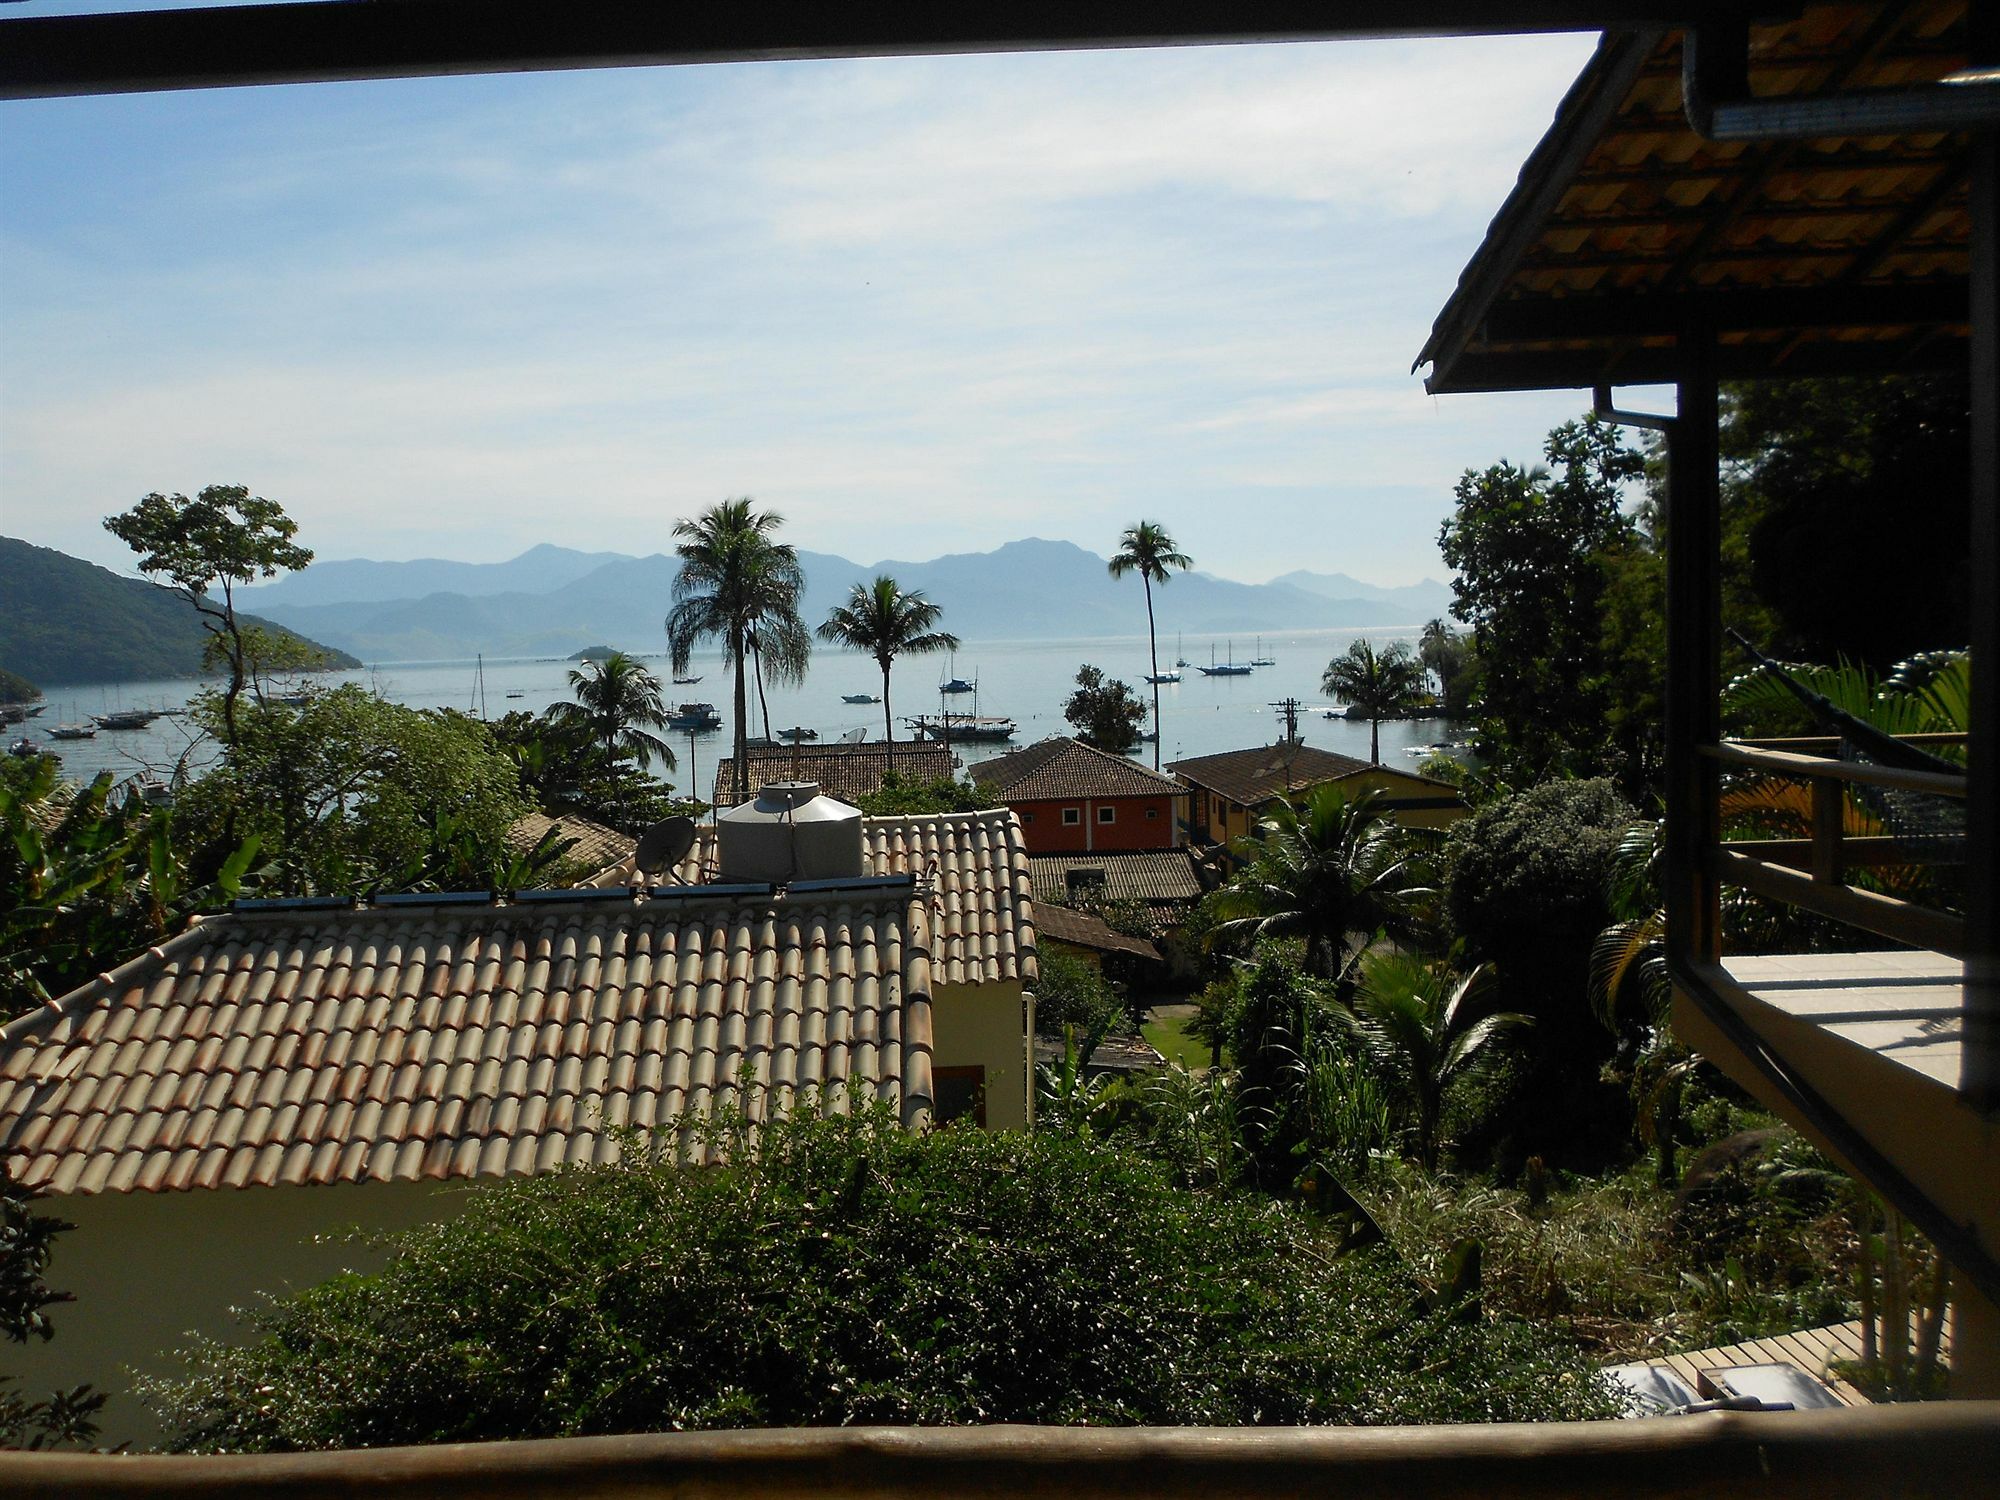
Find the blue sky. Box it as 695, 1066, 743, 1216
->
1, 28, 1613, 585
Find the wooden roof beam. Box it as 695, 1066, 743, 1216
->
0, 0, 1756, 101
1481, 281, 1970, 340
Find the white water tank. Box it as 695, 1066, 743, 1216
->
715, 781, 865, 884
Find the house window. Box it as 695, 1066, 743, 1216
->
934, 1065, 987, 1127
1097, 806, 1116, 824
1062, 808, 1081, 826
1022, 810, 1034, 823
1146, 807, 1158, 819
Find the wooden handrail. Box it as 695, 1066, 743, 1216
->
5, 1408, 2000, 1499
1717, 849, 1967, 956
1738, 733, 1968, 754
1704, 741, 1968, 799
1719, 836, 1962, 870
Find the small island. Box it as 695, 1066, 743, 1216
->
568, 644, 622, 661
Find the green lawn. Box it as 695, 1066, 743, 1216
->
1143, 1015, 1218, 1070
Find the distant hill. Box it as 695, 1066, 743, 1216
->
237, 542, 628, 608
0, 538, 360, 686
1269, 570, 1453, 620
245, 538, 1414, 660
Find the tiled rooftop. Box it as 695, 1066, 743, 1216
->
1170, 742, 1407, 808
711, 742, 956, 808
1028, 849, 1208, 908
970, 737, 1186, 803
1030, 904, 1161, 963
0, 884, 935, 1197
597, 809, 1038, 990
507, 811, 637, 872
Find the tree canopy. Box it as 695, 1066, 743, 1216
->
667, 500, 807, 804
1437, 418, 1640, 781
818, 576, 958, 766
1108, 522, 1191, 770
556, 652, 676, 774
1321, 640, 1427, 765
104, 486, 315, 749
1062, 664, 1147, 755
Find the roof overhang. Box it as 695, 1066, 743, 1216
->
0, 2, 1756, 101
1418, 4, 1977, 394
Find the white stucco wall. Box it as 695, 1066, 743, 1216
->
10, 1176, 464, 1449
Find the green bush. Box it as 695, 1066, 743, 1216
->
143, 1109, 1615, 1449
853, 769, 986, 816
1033, 946, 1128, 1039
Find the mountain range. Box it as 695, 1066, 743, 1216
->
232, 538, 1443, 663
0, 537, 359, 688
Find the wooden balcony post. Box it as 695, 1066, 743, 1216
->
1666, 319, 1722, 969
1967, 86, 1999, 1113
1810, 775, 1844, 886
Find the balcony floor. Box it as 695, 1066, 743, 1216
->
1721, 950, 1964, 1090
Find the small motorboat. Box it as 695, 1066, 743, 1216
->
666, 702, 723, 731
504, 690, 525, 700
9, 737, 39, 758
1145, 671, 1181, 684
778, 727, 819, 743
673, 675, 703, 685
842, 693, 881, 704
939, 677, 975, 695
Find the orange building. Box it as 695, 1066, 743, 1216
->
969, 737, 1187, 855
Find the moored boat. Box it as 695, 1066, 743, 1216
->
1197, 641, 1253, 677
93, 709, 161, 731
9, 737, 38, 758
842, 693, 881, 704
48, 723, 97, 740
666, 702, 723, 731
911, 714, 1015, 743
939, 677, 975, 695
1144, 670, 1181, 684
778, 727, 819, 742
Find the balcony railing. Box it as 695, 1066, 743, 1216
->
1704, 735, 1969, 957
2, 1407, 1999, 1498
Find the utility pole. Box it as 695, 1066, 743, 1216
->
1271, 696, 1302, 743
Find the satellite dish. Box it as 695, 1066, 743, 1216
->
635, 816, 699, 879
840, 726, 867, 745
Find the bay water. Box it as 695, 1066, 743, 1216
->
23, 626, 1461, 797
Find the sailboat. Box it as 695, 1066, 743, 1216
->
1174, 632, 1190, 669
1197, 641, 1253, 677
1249, 636, 1275, 667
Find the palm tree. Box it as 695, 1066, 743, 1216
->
665, 499, 809, 805
1107, 522, 1191, 770
1321, 639, 1427, 765
817, 576, 959, 767
1343, 950, 1529, 1171
560, 651, 676, 773
1212, 785, 1427, 981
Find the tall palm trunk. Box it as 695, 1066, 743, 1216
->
752, 637, 773, 742
732, 625, 750, 805
1144, 574, 1161, 770
1370, 713, 1381, 765
880, 657, 895, 772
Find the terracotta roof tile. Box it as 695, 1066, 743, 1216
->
508, 812, 636, 873
1030, 904, 1163, 963
713, 742, 957, 808
594, 808, 1037, 991
969, 736, 1186, 802
1028, 850, 1209, 908
1, 883, 939, 1197
1167, 742, 1384, 807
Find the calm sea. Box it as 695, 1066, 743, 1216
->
22, 627, 1461, 796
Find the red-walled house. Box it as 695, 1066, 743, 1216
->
969, 737, 1187, 855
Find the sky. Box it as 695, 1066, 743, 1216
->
0, 22, 1616, 587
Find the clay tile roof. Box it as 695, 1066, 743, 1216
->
969, 737, 1187, 802
1168, 742, 1379, 808
0, 885, 935, 1196
508, 812, 636, 872
712, 742, 956, 809
600, 809, 1039, 992
1028, 850, 1209, 908
1030, 904, 1161, 963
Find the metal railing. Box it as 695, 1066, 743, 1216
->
4, 1407, 2000, 1499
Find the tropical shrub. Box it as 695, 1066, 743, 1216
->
143, 1109, 1615, 1449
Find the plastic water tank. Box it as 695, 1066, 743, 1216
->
715, 781, 865, 884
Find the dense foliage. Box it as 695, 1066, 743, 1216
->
851, 770, 987, 817
0, 669, 39, 705
176, 686, 529, 896
1, 757, 259, 1022
143, 1108, 1614, 1450
1321, 640, 1426, 766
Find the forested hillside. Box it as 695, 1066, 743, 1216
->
0, 537, 358, 685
